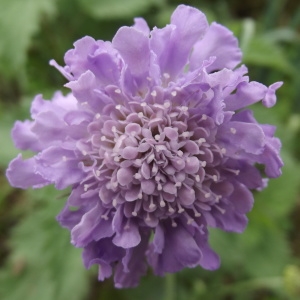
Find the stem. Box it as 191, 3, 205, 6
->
164, 273, 176, 300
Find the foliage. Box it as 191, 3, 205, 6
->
0, 0, 300, 299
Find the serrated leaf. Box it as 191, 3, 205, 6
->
0, 0, 57, 77
77, 0, 164, 20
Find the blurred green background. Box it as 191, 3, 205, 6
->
1, 0, 300, 299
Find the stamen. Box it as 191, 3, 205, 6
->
134, 173, 142, 180
171, 91, 177, 97
224, 168, 240, 175
95, 113, 101, 119
62, 156, 67, 161
149, 197, 156, 210
112, 198, 118, 207
192, 206, 201, 217
181, 106, 188, 111
198, 138, 206, 145
114, 89, 121, 94
145, 213, 151, 221
163, 73, 170, 79
201, 114, 207, 120
168, 203, 175, 214
177, 203, 185, 213
164, 101, 171, 108
195, 175, 201, 182
177, 150, 183, 157
151, 90, 157, 97
184, 212, 195, 225
101, 210, 110, 220
175, 182, 182, 188
230, 127, 237, 134
160, 200, 166, 207
171, 220, 177, 227
215, 205, 226, 214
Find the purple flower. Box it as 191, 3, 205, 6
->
6, 5, 283, 288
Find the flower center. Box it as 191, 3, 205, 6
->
81, 100, 227, 227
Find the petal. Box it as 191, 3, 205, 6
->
112, 26, 150, 77
114, 231, 149, 288
217, 121, 265, 155
148, 221, 201, 275
190, 22, 242, 72
225, 81, 267, 111
133, 18, 150, 35
262, 81, 283, 108
150, 5, 208, 78
6, 154, 48, 189
113, 220, 141, 248
11, 120, 42, 152
36, 146, 85, 189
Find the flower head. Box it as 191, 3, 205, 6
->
7, 5, 283, 288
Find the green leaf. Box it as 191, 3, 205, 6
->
243, 36, 297, 76
0, 0, 57, 77
77, 0, 165, 20
0, 186, 89, 300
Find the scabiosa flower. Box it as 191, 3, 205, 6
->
7, 5, 283, 288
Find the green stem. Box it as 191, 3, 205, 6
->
164, 273, 176, 300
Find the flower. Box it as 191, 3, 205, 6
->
6, 4, 283, 288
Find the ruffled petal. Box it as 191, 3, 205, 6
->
190, 22, 242, 73
150, 5, 208, 78
6, 154, 48, 189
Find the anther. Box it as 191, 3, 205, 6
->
175, 182, 182, 188
62, 156, 67, 161
151, 90, 157, 97
160, 200, 166, 207
215, 205, 226, 214
192, 207, 201, 217
171, 91, 177, 97
201, 114, 207, 120
205, 193, 211, 198
172, 220, 177, 227
112, 198, 118, 207
95, 113, 101, 119
198, 138, 206, 144
177, 203, 185, 213
230, 127, 237, 134
164, 101, 171, 108
134, 173, 142, 180
114, 89, 121, 94
163, 73, 170, 79
177, 150, 183, 157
